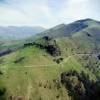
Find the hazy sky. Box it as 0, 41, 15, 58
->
0, 0, 100, 28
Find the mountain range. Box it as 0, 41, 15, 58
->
37, 18, 100, 38
0, 26, 45, 40
0, 18, 100, 100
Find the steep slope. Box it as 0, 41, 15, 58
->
33, 19, 100, 54
37, 18, 100, 38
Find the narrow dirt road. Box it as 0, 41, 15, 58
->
26, 79, 32, 100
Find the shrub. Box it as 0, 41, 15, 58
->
60, 70, 100, 100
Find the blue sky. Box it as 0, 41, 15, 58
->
0, 0, 100, 28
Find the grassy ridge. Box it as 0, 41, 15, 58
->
0, 44, 97, 100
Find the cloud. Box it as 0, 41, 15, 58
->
0, 0, 55, 27
0, 6, 32, 25
57, 0, 100, 23
61, 0, 90, 19
0, 0, 100, 27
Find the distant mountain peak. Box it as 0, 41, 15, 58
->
0, 26, 45, 40
75, 18, 100, 24
77, 18, 94, 22
52, 24, 66, 30
38, 18, 100, 38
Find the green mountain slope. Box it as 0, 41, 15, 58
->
0, 19, 100, 100
0, 44, 96, 100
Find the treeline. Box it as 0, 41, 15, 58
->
0, 87, 6, 100
61, 70, 100, 100
24, 36, 61, 57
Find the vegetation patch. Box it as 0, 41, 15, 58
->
61, 70, 100, 100
24, 36, 61, 57
0, 87, 6, 100
14, 57, 25, 64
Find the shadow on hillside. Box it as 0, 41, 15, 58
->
0, 87, 6, 100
